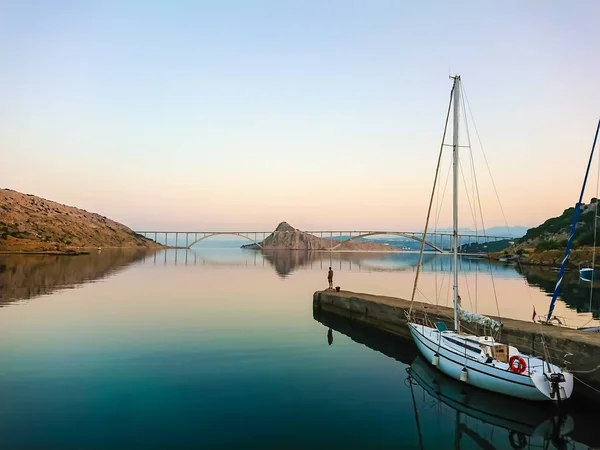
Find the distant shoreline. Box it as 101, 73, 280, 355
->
239, 247, 492, 255
0, 246, 161, 256
0, 250, 91, 256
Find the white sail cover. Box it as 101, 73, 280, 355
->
458, 305, 502, 330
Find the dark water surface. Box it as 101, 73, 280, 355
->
0, 247, 598, 449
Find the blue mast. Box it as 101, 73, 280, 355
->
547, 119, 600, 322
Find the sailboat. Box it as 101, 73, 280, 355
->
538, 119, 600, 332
406, 75, 573, 402
579, 266, 597, 282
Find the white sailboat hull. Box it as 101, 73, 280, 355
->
408, 322, 574, 402
408, 355, 575, 438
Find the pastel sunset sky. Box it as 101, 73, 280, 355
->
1, 1, 599, 231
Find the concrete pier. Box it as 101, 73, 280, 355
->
313, 289, 600, 391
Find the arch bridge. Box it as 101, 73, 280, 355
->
135, 229, 514, 253
136, 231, 269, 249
327, 231, 443, 252
188, 232, 265, 248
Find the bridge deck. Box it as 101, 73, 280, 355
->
135, 230, 515, 252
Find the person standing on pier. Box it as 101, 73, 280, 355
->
328, 267, 333, 289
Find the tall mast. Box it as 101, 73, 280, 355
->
547, 119, 600, 322
452, 75, 461, 332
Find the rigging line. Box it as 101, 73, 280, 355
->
432, 269, 448, 308
462, 82, 557, 345
461, 84, 512, 235
578, 313, 600, 331
460, 85, 503, 326
446, 267, 452, 309
434, 250, 438, 305
460, 87, 479, 235
463, 80, 562, 346
435, 160, 441, 233
409, 81, 455, 310
435, 115, 454, 232
435, 127, 445, 236
460, 263, 475, 312
589, 147, 600, 313
416, 287, 436, 305
438, 266, 450, 307
458, 157, 479, 237
462, 87, 479, 313
434, 157, 453, 231
434, 247, 448, 307
433, 154, 446, 307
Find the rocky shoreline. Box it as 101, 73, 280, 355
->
490, 247, 597, 268
0, 250, 91, 255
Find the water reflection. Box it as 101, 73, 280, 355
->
313, 307, 417, 364
314, 307, 598, 449
141, 249, 597, 323
407, 355, 581, 450
0, 248, 155, 306
2, 247, 595, 325
150, 248, 520, 278
519, 265, 600, 319
262, 250, 317, 277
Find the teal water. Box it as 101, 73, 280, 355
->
0, 248, 598, 449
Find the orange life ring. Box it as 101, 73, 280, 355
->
509, 355, 527, 374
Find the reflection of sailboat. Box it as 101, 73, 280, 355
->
406, 75, 573, 401
541, 119, 600, 332
407, 355, 577, 450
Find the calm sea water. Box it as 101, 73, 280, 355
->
0, 246, 599, 449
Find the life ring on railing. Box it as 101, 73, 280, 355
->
509, 355, 527, 374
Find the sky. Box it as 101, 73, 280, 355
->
1, 0, 599, 232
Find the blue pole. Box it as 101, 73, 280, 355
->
547, 119, 600, 321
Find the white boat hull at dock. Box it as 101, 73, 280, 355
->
408, 322, 574, 402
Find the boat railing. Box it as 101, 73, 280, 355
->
405, 309, 437, 329
523, 354, 572, 377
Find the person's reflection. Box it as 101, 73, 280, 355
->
327, 328, 333, 346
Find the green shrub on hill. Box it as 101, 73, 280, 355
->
519, 198, 599, 249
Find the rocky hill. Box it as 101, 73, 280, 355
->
517, 199, 598, 251
241, 222, 398, 251
489, 199, 599, 266
0, 188, 162, 252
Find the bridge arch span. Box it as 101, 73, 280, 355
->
188, 232, 263, 249
330, 231, 444, 253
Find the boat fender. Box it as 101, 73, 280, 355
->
509, 356, 527, 374
508, 431, 527, 449
460, 368, 468, 382
432, 354, 439, 367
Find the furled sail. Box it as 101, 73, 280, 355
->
457, 305, 502, 330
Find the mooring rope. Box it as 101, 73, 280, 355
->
570, 363, 600, 375
574, 375, 600, 395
